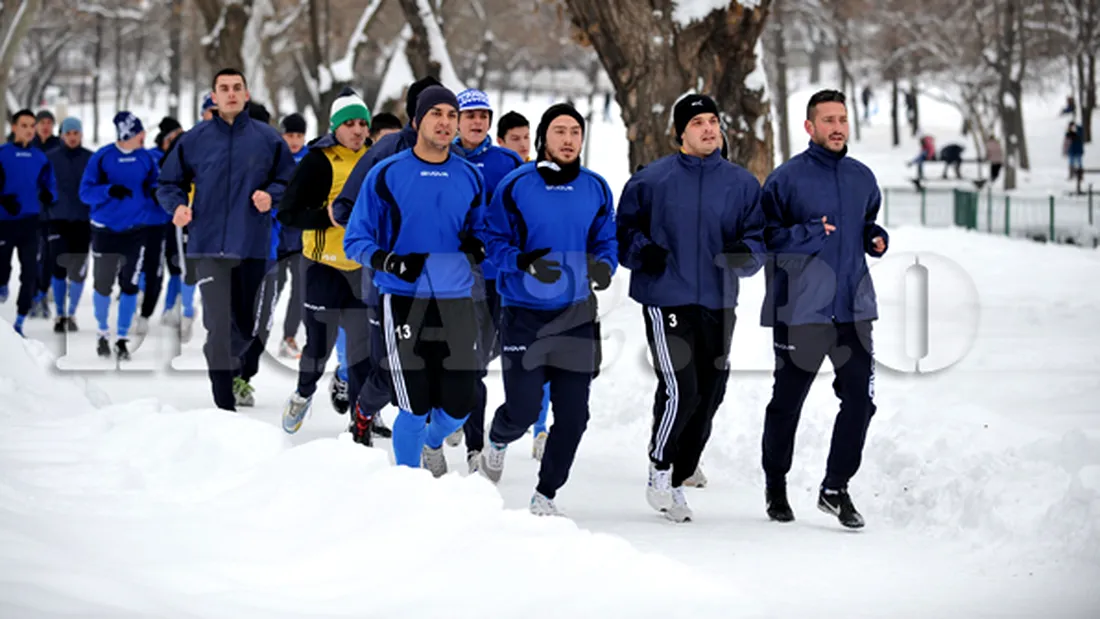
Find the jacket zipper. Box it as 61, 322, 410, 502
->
832, 166, 842, 320
220, 120, 233, 257
696, 162, 704, 302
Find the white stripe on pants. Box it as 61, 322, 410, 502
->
647, 305, 679, 463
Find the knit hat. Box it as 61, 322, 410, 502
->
534, 103, 585, 160
201, 93, 216, 112
113, 111, 144, 141
457, 89, 492, 113
673, 94, 719, 143
414, 86, 459, 128
281, 113, 307, 134
247, 101, 272, 124
158, 117, 182, 135
405, 76, 443, 123
329, 89, 371, 132
36, 110, 55, 123
59, 117, 82, 134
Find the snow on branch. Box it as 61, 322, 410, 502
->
200, 7, 227, 47
413, 0, 463, 88
262, 0, 309, 40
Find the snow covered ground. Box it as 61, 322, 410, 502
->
3, 83, 1100, 617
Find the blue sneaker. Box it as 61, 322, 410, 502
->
281, 392, 312, 434
0, 285, 8, 303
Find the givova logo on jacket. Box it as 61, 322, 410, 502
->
420, 170, 449, 177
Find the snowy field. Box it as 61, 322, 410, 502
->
3, 83, 1100, 617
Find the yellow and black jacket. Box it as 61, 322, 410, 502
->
276, 134, 368, 271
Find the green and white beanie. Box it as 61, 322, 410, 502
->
329, 90, 371, 133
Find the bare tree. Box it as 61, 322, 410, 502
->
0, 0, 44, 137
764, 0, 792, 161
397, 0, 463, 86
562, 0, 775, 179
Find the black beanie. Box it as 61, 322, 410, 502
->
535, 103, 586, 161
281, 113, 307, 134
414, 85, 459, 127
158, 116, 182, 134
405, 76, 443, 124
673, 94, 720, 143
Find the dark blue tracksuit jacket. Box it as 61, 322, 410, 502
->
46, 145, 93, 222
0, 143, 56, 222
618, 150, 765, 310
759, 141, 889, 326
455, 135, 523, 281
344, 149, 485, 299
156, 115, 296, 260
483, 162, 618, 310
80, 144, 162, 233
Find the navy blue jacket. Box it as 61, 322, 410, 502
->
345, 149, 485, 299
156, 115, 295, 260
273, 143, 309, 256
0, 142, 56, 222
333, 125, 465, 226
80, 144, 162, 232
759, 142, 889, 326
618, 150, 765, 310
456, 135, 523, 280
46, 144, 93, 222
484, 162, 618, 310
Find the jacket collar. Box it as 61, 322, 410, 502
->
454, 135, 493, 159
805, 140, 847, 167
212, 113, 250, 133
676, 147, 724, 170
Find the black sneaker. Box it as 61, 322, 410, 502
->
818, 487, 865, 529
350, 404, 374, 447
115, 338, 131, 362
66, 317, 78, 332
53, 317, 67, 333
330, 371, 349, 414
97, 336, 111, 358
371, 413, 392, 438
766, 484, 795, 522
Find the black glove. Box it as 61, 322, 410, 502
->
38, 189, 54, 208
0, 194, 20, 216
108, 184, 133, 200
370, 250, 429, 284
588, 258, 612, 291
716, 241, 754, 269
458, 232, 486, 265
516, 247, 561, 284
639, 243, 668, 276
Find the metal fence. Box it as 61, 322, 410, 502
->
881, 185, 1100, 247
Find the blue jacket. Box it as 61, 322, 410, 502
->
80, 144, 162, 232
457, 135, 523, 280
344, 149, 485, 299
0, 142, 56, 222
147, 146, 165, 166
483, 162, 618, 310
618, 150, 766, 310
333, 125, 465, 226
759, 142, 889, 327
45, 144, 93, 221
156, 115, 295, 260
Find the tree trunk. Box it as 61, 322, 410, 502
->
397, 0, 441, 78
0, 0, 45, 138
93, 13, 103, 143
808, 26, 823, 84
908, 80, 919, 136
124, 29, 146, 109
114, 16, 124, 111
890, 73, 899, 147
190, 5, 201, 123
168, 0, 182, 119
563, 0, 774, 180
194, 0, 252, 73
1008, 82, 1029, 171
1086, 53, 1096, 142
772, 2, 791, 162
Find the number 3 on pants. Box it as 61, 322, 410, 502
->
395, 324, 412, 340
667, 313, 677, 329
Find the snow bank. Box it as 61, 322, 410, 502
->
0, 323, 756, 618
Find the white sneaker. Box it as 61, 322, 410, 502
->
467, 450, 481, 474
161, 305, 181, 326
646, 463, 673, 512
665, 487, 693, 523
445, 427, 464, 448
179, 315, 194, 344
132, 316, 149, 336
281, 392, 312, 434
278, 337, 301, 359
531, 431, 548, 461
422, 445, 448, 478
480, 442, 507, 484
683, 465, 708, 488
530, 491, 564, 517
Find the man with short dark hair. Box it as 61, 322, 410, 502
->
369, 112, 402, 142
0, 109, 56, 335
45, 117, 93, 333
496, 111, 531, 162
759, 89, 888, 529
157, 68, 296, 411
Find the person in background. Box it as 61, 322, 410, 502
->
148, 117, 185, 325
29, 110, 61, 317
984, 134, 1004, 184
33, 111, 60, 152
938, 143, 965, 179
201, 93, 218, 122
0, 109, 56, 335
275, 112, 309, 360
157, 68, 296, 411
1065, 121, 1085, 180
44, 117, 93, 332
369, 112, 402, 142
496, 111, 531, 162
758, 89, 888, 530
78, 111, 161, 360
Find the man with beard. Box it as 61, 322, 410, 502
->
758, 89, 888, 529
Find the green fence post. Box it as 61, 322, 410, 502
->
1049, 196, 1056, 242
1004, 195, 1011, 236
920, 188, 927, 226
986, 187, 993, 233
